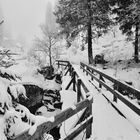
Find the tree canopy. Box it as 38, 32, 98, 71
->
55, 0, 112, 64
109, 0, 140, 62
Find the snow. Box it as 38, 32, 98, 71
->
101, 89, 140, 132
35, 106, 61, 118
28, 115, 55, 136
59, 27, 140, 139
0, 26, 140, 140
60, 89, 86, 139
100, 65, 140, 90
71, 64, 140, 140
0, 63, 62, 139
0, 59, 139, 140
91, 93, 140, 140
0, 80, 12, 113
4, 108, 31, 138
0, 117, 7, 140
60, 26, 134, 66
43, 133, 54, 140
8, 84, 27, 101
44, 78, 61, 91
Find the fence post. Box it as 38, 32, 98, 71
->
69, 65, 72, 76
113, 83, 118, 102
99, 75, 102, 88
86, 103, 92, 138
77, 79, 81, 102
64, 63, 70, 76
70, 66, 74, 77
91, 70, 94, 81
73, 71, 76, 92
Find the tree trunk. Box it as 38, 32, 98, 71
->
134, 23, 139, 63
87, 0, 94, 64
49, 53, 52, 66
49, 39, 52, 66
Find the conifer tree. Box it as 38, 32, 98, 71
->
110, 0, 140, 62
55, 0, 112, 64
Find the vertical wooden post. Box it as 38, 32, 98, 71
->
91, 70, 94, 81
69, 65, 72, 76
86, 104, 92, 138
70, 67, 74, 77
77, 79, 81, 102
73, 71, 76, 92
64, 63, 71, 76
113, 83, 117, 102
99, 75, 102, 88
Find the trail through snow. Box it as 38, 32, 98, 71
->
72, 64, 140, 140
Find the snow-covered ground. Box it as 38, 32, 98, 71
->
60, 26, 140, 91
73, 65, 140, 140
0, 24, 140, 140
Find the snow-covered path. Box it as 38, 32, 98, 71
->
73, 64, 140, 140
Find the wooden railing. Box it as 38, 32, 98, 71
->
80, 62, 140, 116
56, 60, 93, 138
12, 60, 93, 140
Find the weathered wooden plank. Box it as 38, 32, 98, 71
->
86, 104, 92, 138
77, 79, 82, 102
56, 60, 69, 64
81, 80, 89, 93
73, 71, 76, 91
64, 68, 70, 76
65, 77, 74, 90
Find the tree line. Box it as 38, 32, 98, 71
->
54, 0, 140, 64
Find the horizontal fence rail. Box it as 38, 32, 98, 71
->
80, 62, 140, 116
13, 97, 93, 140
56, 60, 93, 138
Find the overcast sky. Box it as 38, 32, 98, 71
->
0, 0, 57, 48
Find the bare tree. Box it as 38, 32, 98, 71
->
29, 1, 60, 67
34, 24, 59, 66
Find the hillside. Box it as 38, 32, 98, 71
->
60, 27, 140, 91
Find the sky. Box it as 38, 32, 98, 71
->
0, 0, 57, 49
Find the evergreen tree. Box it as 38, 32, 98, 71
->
110, 0, 140, 62
55, 0, 112, 64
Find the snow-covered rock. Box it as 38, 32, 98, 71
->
8, 84, 27, 101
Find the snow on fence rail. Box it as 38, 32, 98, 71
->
56, 60, 93, 138
13, 98, 93, 140
80, 62, 140, 116
12, 60, 93, 140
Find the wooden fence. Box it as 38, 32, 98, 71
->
80, 62, 140, 116
12, 60, 93, 140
